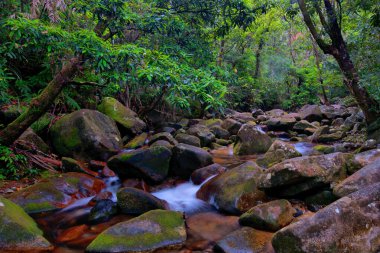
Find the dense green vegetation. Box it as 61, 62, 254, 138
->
0, 0, 378, 159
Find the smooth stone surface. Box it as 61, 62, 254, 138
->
108, 146, 172, 183
0, 197, 53, 252
214, 227, 274, 253
257, 140, 301, 168
191, 163, 227, 185
117, 187, 166, 215
50, 109, 122, 161
258, 153, 352, 197
239, 199, 295, 232
272, 183, 380, 253
86, 210, 186, 253
333, 158, 380, 197
170, 143, 213, 179
8, 172, 104, 214
234, 123, 273, 155
197, 161, 266, 215
97, 97, 146, 135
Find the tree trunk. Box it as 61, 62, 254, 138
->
217, 39, 225, 67
310, 35, 329, 105
298, 0, 380, 124
0, 57, 80, 146
254, 38, 264, 79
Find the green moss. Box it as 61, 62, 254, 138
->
86, 210, 185, 252
23, 201, 57, 214
314, 145, 334, 154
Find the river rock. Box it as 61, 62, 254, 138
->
221, 118, 242, 135
97, 97, 146, 135
214, 227, 274, 253
108, 146, 172, 183
187, 124, 215, 147
311, 126, 345, 143
170, 143, 213, 179
175, 133, 201, 147
266, 109, 286, 118
257, 140, 301, 168
16, 128, 50, 153
88, 199, 118, 224
272, 182, 380, 253
299, 104, 323, 122
201, 118, 223, 128
264, 116, 297, 131
239, 199, 295, 232
210, 126, 231, 140
258, 153, 352, 197
351, 148, 380, 168
234, 123, 272, 155
86, 210, 186, 253
124, 132, 148, 149
333, 158, 380, 197
293, 120, 317, 134
0, 196, 53, 252
197, 161, 266, 214
252, 108, 265, 117
148, 132, 178, 146
117, 187, 166, 215
50, 109, 122, 161
8, 172, 104, 214
191, 163, 227, 185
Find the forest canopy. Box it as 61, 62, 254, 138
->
0, 0, 379, 145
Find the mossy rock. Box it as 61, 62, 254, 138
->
86, 210, 186, 253
98, 97, 146, 135
8, 172, 105, 214
239, 199, 295, 231
186, 124, 215, 147
148, 132, 178, 146
124, 133, 148, 149
108, 146, 172, 183
257, 140, 301, 168
117, 187, 166, 215
314, 145, 335, 154
175, 133, 201, 147
197, 161, 266, 215
170, 143, 213, 179
0, 196, 53, 251
234, 123, 272, 155
50, 109, 122, 161
30, 113, 54, 135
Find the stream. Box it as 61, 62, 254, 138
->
35, 141, 317, 253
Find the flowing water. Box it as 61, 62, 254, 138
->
36, 140, 317, 252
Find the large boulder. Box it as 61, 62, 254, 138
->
210, 126, 231, 140
8, 173, 104, 214
239, 199, 295, 232
221, 118, 242, 135
351, 149, 380, 169
197, 161, 266, 214
257, 140, 302, 168
175, 133, 201, 147
86, 210, 186, 253
234, 123, 272, 155
148, 132, 178, 146
293, 120, 317, 135
50, 109, 122, 161
311, 126, 346, 143
191, 163, 227, 185
117, 187, 166, 215
272, 183, 380, 253
299, 104, 323, 122
0, 197, 53, 251
266, 109, 286, 118
97, 97, 146, 135
170, 143, 213, 179
264, 116, 297, 131
214, 227, 274, 253
16, 128, 50, 153
107, 146, 172, 183
124, 132, 148, 149
187, 124, 215, 147
258, 153, 352, 197
333, 158, 380, 197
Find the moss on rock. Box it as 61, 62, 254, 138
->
86, 210, 186, 253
